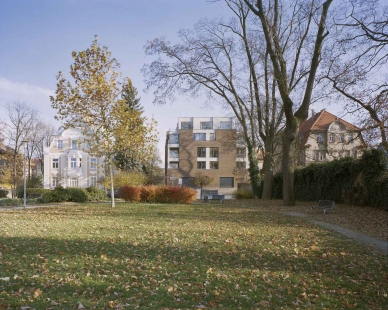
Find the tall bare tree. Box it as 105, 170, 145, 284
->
325, 0, 387, 151
244, 0, 334, 205
143, 0, 284, 198
0, 101, 39, 196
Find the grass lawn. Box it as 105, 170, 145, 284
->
0, 203, 387, 309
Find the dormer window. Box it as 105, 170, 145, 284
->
348, 133, 353, 142
317, 134, 323, 142
329, 133, 335, 142
339, 134, 344, 142
57, 140, 63, 149
71, 140, 78, 150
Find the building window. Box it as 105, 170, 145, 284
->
319, 151, 326, 161
182, 177, 195, 187
197, 161, 206, 169
220, 177, 234, 188
84, 141, 90, 149
70, 158, 77, 168
197, 147, 206, 158
339, 133, 344, 142
329, 133, 335, 142
181, 122, 192, 129
236, 148, 246, 157
209, 133, 216, 141
90, 157, 97, 169
90, 176, 97, 187
169, 162, 179, 169
52, 158, 59, 169
314, 151, 319, 161
57, 140, 63, 149
200, 122, 212, 129
348, 133, 353, 142
169, 134, 179, 144
210, 147, 219, 158
193, 133, 206, 141
317, 134, 323, 142
69, 178, 79, 187
352, 150, 357, 158
71, 140, 78, 150
220, 121, 231, 129
236, 161, 246, 169
210, 161, 219, 169
169, 148, 179, 158
52, 177, 59, 188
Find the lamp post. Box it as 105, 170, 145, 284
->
21, 140, 28, 209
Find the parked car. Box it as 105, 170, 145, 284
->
107, 189, 119, 198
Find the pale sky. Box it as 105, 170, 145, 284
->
0, 0, 345, 164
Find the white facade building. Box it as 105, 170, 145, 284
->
43, 127, 105, 189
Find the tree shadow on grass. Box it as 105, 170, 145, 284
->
0, 230, 386, 309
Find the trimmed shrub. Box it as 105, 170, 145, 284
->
39, 186, 70, 203
118, 186, 141, 202
17, 188, 50, 198
119, 186, 197, 204
233, 188, 254, 199
67, 188, 88, 203
140, 185, 158, 203
0, 198, 21, 206
0, 189, 8, 198
86, 186, 106, 201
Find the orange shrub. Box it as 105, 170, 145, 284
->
120, 186, 197, 204
140, 185, 158, 203
118, 186, 141, 202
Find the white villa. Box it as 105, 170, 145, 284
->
43, 127, 105, 189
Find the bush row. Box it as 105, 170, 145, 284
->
233, 188, 254, 199
270, 149, 388, 208
118, 185, 197, 204
17, 188, 50, 198
38, 186, 106, 203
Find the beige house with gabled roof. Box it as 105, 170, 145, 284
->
297, 109, 366, 166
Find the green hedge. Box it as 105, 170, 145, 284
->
86, 186, 107, 201
0, 189, 8, 198
271, 149, 388, 208
17, 188, 50, 198
38, 186, 90, 203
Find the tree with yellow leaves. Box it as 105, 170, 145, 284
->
51, 36, 158, 208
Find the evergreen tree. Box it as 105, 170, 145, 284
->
121, 79, 143, 113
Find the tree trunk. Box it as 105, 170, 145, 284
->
247, 143, 261, 199
282, 127, 297, 206
109, 159, 115, 208
261, 153, 273, 199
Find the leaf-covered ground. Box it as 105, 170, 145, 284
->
0, 203, 387, 309
224, 199, 388, 240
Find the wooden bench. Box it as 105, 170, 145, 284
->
311, 200, 334, 215
204, 194, 225, 204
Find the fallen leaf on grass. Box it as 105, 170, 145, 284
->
33, 288, 42, 298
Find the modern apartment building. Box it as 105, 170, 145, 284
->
297, 109, 366, 165
165, 117, 249, 196
43, 127, 105, 189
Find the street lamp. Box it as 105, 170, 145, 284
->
21, 140, 28, 209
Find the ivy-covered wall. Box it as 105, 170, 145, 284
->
271, 149, 388, 209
